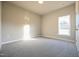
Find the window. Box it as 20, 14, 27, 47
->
58, 15, 70, 36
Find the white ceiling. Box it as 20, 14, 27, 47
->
9, 1, 75, 15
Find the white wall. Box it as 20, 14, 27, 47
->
42, 4, 75, 42
2, 2, 41, 43
0, 1, 1, 50
2, 2, 76, 44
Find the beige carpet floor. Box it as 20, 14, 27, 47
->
0, 37, 78, 57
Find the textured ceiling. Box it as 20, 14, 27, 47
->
9, 1, 75, 15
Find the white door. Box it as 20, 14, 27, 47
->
76, 2, 79, 55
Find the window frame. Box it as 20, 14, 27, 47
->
58, 15, 71, 36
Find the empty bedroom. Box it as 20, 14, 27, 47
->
0, 1, 79, 57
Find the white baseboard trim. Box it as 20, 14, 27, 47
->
54, 37, 75, 43
41, 36, 75, 43
1, 36, 41, 45
1, 36, 75, 45
2, 39, 21, 45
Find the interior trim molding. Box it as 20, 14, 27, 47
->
1, 36, 75, 45
2, 39, 21, 45
41, 36, 75, 43
1, 36, 41, 45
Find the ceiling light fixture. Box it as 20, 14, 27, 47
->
38, 1, 44, 4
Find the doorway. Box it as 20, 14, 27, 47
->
23, 24, 31, 40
